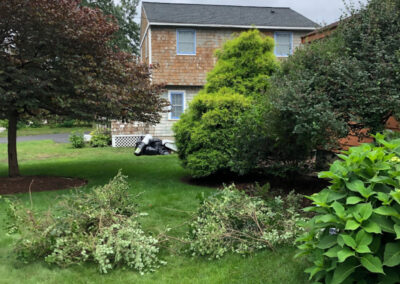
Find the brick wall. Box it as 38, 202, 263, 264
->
149, 27, 307, 86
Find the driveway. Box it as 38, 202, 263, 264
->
0, 133, 70, 144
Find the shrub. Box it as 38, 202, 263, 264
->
69, 131, 85, 148
187, 185, 307, 259
297, 133, 400, 283
90, 129, 111, 147
173, 29, 278, 178
173, 89, 251, 178
57, 119, 75, 128
6, 172, 164, 274
204, 29, 278, 97
265, 0, 400, 163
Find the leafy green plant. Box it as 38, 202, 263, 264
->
69, 131, 85, 148
89, 129, 111, 147
297, 133, 400, 283
173, 29, 278, 178
265, 0, 400, 164
6, 172, 164, 274
187, 184, 307, 259
204, 29, 278, 97
173, 90, 251, 178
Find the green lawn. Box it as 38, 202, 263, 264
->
0, 126, 93, 138
0, 141, 309, 284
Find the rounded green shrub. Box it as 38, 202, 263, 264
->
173, 89, 250, 178
90, 129, 111, 147
69, 131, 85, 148
297, 133, 400, 283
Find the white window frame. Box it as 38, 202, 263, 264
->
274, 32, 293, 57
176, 29, 196, 55
168, 90, 186, 120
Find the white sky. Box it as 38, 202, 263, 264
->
134, 0, 369, 26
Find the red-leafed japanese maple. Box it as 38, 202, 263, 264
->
0, 0, 168, 177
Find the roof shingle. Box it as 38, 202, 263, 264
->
142, 2, 318, 29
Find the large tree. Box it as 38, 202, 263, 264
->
81, 0, 140, 54
0, 0, 168, 177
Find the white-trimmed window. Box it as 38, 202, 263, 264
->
274, 32, 293, 57
169, 91, 185, 120
177, 29, 196, 55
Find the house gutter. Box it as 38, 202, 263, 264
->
148, 22, 317, 31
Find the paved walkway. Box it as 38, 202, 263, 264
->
0, 133, 70, 144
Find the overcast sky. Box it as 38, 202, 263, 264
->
135, 0, 369, 25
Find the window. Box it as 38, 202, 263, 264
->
177, 30, 196, 55
169, 91, 185, 119
274, 32, 293, 57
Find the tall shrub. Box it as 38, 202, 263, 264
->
173, 29, 278, 177
266, 0, 400, 163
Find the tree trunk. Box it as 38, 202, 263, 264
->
8, 111, 20, 177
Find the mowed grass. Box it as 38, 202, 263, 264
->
0, 141, 309, 284
0, 126, 92, 138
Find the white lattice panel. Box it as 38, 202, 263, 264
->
112, 135, 144, 148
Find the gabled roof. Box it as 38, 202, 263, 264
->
142, 2, 319, 30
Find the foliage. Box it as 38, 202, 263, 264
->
173, 89, 251, 178
187, 184, 307, 259
174, 29, 277, 177
89, 129, 111, 147
81, 0, 140, 54
204, 29, 279, 97
6, 172, 164, 274
69, 132, 85, 148
297, 133, 400, 283
0, 0, 168, 176
0, 120, 7, 129
265, 0, 400, 163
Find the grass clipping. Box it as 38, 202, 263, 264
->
5, 171, 164, 274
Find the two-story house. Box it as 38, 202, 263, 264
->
111, 2, 318, 145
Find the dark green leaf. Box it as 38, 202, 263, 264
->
383, 243, 400, 267
340, 234, 357, 250
346, 196, 364, 205
360, 255, 385, 274
374, 207, 400, 219
331, 259, 358, 284
362, 221, 382, 234
337, 248, 355, 263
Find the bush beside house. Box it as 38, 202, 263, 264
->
232, 0, 400, 176
173, 30, 278, 178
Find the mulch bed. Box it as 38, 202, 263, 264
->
0, 176, 87, 195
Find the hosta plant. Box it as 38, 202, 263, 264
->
297, 133, 400, 284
